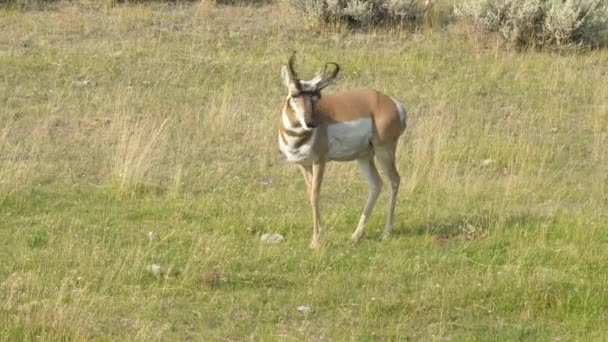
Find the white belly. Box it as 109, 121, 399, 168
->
327, 118, 373, 161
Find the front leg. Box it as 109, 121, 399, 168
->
309, 160, 326, 249
298, 164, 312, 196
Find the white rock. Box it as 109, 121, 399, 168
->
480, 159, 494, 167
261, 233, 284, 244
297, 305, 312, 314
146, 264, 161, 275
74, 80, 91, 87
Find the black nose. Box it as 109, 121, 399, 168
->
306, 122, 317, 128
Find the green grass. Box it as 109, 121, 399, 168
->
1, 2, 608, 340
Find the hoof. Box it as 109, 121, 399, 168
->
382, 231, 391, 240
309, 239, 322, 249
350, 232, 364, 244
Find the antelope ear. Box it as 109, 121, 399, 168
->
281, 65, 300, 95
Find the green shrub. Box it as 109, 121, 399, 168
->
285, 0, 435, 28
456, 0, 608, 48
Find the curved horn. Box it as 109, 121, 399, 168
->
283, 52, 302, 92
324, 62, 340, 79
287, 53, 299, 80
315, 62, 340, 91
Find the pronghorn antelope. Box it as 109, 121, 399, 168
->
278, 54, 408, 248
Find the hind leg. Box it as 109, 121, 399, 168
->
351, 157, 383, 242
376, 146, 400, 239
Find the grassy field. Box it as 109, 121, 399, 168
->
1, 1, 608, 340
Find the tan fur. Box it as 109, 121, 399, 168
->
311, 88, 404, 155
282, 100, 299, 126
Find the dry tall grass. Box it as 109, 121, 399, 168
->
110, 116, 169, 194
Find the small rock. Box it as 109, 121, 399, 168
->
146, 264, 162, 275
297, 305, 312, 314
261, 233, 284, 244
256, 177, 273, 186
74, 79, 91, 87
480, 159, 494, 167
148, 231, 154, 239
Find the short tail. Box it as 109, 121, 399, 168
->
390, 97, 408, 130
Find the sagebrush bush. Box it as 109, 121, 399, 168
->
456, 0, 608, 48
285, 0, 435, 27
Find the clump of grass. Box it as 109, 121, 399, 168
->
109, 115, 169, 195
0, 124, 36, 201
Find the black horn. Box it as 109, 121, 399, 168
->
287, 53, 298, 78
324, 62, 340, 78
286, 52, 302, 91
316, 62, 340, 91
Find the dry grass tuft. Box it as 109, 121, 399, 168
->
109, 116, 170, 195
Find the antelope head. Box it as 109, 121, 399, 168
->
281, 53, 340, 131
